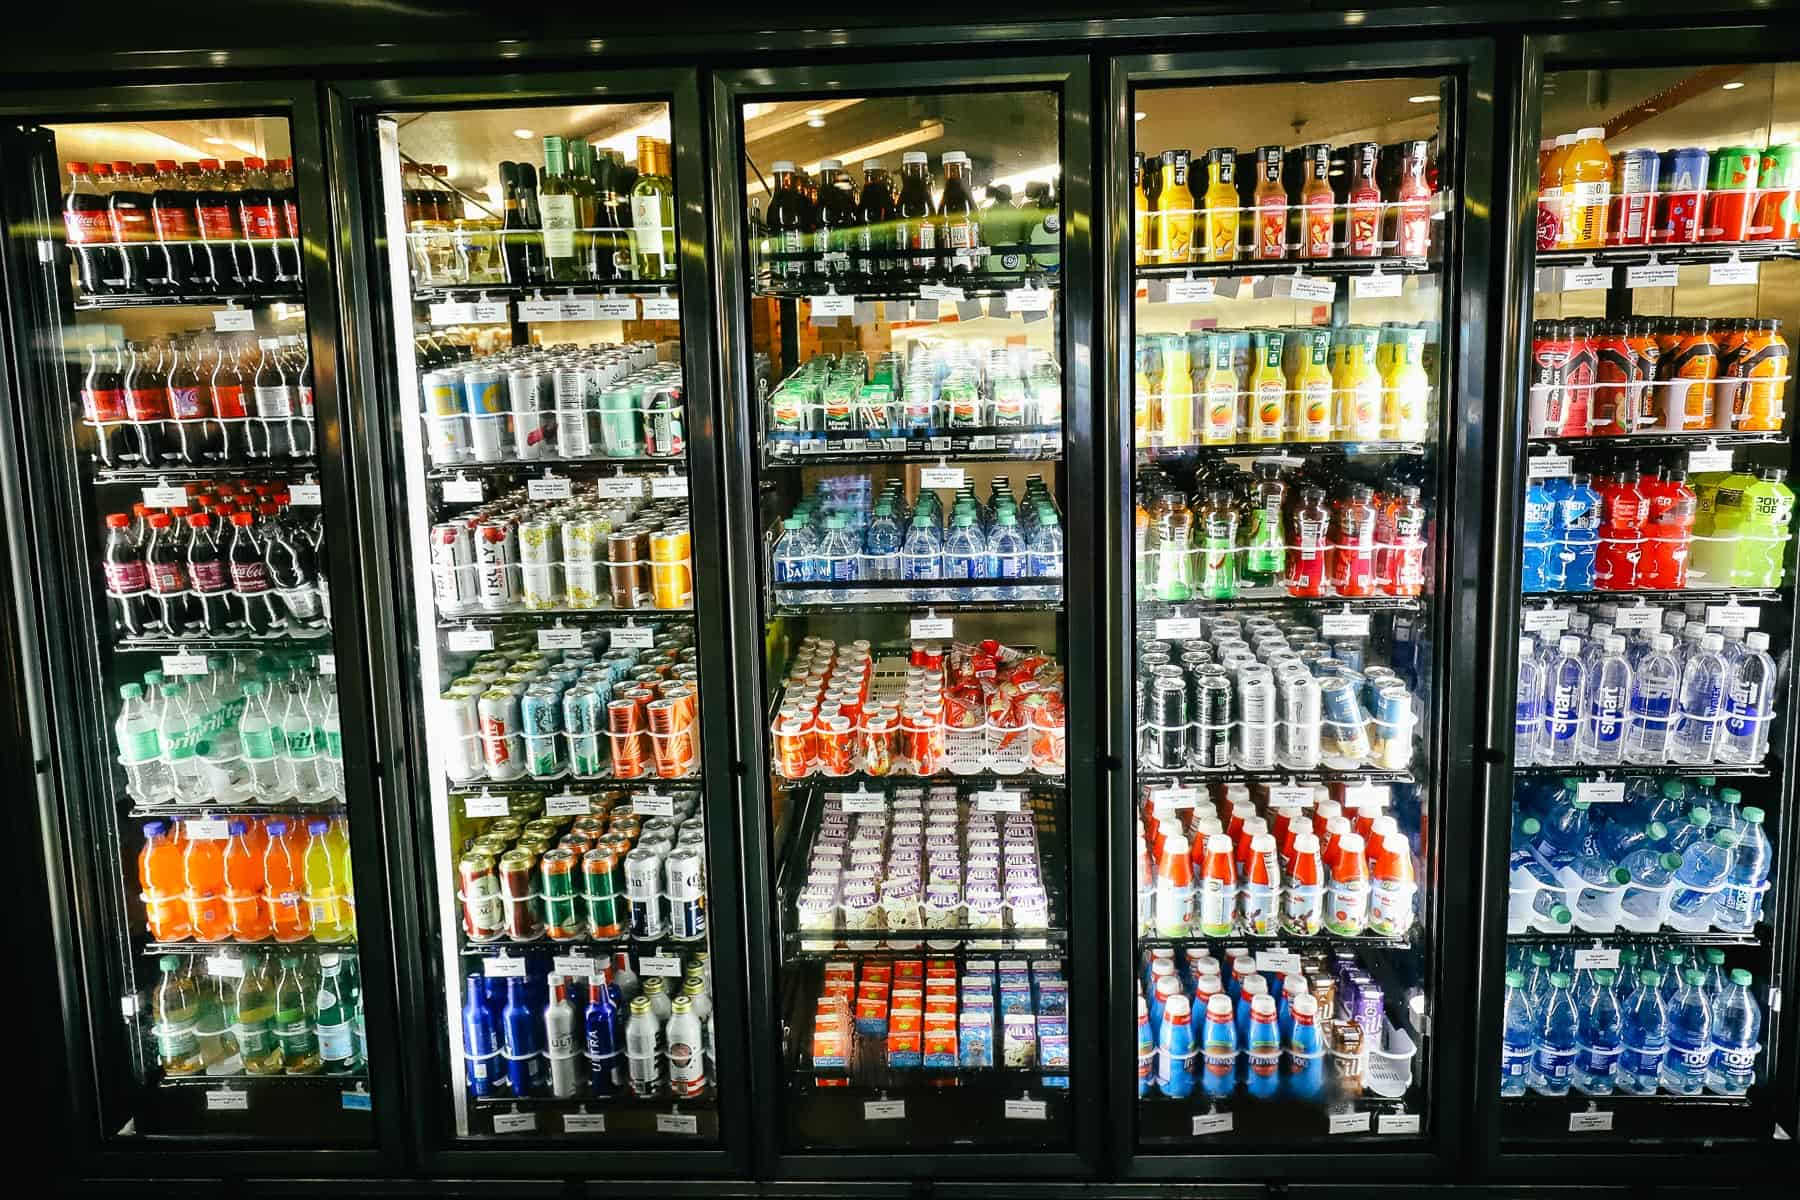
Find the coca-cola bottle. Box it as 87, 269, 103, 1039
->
144, 512, 198, 636
288, 336, 315, 457
121, 341, 169, 464
108, 163, 161, 294
193, 158, 245, 291
178, 162, 214, 292
270, 158, 302, 282
80, 342, 127, 466
228, 510, 285, 636
102, 512, 157, 638
305, 511, 331, 617
251, 337, 293, 458
265, 506, 324, 630
164, 340, 213, 466
150, 159, 197, 295
211, 339, 250, 464
185, 512, 241, 634
63, 161, 124, 296
236, 157, 281, 287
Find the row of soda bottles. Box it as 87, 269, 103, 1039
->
1535, 133, 1800, 250
1137, 944, 1416, 1102
106, 483, 329, 641
82, 334, 317, 466
1516, 602, 1778, 768
463, 950, 715, 1102
1137, 461, 1428, 601
771, 474, 1065, 589
1520, 459, 1793, 593
1527, 318, 1788, 439
1138, 779, 1416, 942
421, 341, 685, 467
1133, 323, 1433, 451
62, 158, 303, 296
1500, 942, 1761, 1099
116, 652, 344, 807
767, 345, 1063, 437
1508, 776, 1772, 937
151, 950, 365, 1079
139, 813, 355, 944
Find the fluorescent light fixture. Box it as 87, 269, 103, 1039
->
807, 117, 826, 128
743, 98, 864, 143
987, 162, 1061, 196
1408, 94, 1437, 104
204, 137, 226, 145
513, 128, 535, 139
1723, 81, 1746, 91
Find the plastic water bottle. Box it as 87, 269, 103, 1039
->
772, 517, 818, 585
1529, 971, 1579, 1095
1714, 806, 1770, 933
1573, 969, 1623, 1095
1027, 510, 1064, 580
116, 682, 174, 804
1623, 633, 1679, 763
900, 513, 942, 600
1670, 632, 1728, 764
1515, 638, 1544, 767
1522, 479, 1556, 592
1665, 805, 1714, 857
1536, 637, 1587, 766
1719, 631, 1776, 763
1618, 847, 1680, 926
1530, 788, 1592, 872
1706, 969, 1761, 1096
1500, 970, 1534, 1095
1659, 968, 1713, 1095
157, 682, 203, 802
863, 503, 902, 581
1698, 947, 1728, 999
942, 512, 988, 599
988, 509, 1027, 598
1668, 830, 1737, 926
818, 514, 860, 584
238, 680, 283, 802
1709, 786, 1746, 840
1598, 807, 1660, 864
1658, 950, 1688, 1006
1617, 969, 1668, 1095
1576, 635, 1631, 764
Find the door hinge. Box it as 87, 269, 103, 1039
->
36, 239, 54, 265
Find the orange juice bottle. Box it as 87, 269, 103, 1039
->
223, 818, 272, 942
1133, 152, 1151, 266
1537, 135, 1570, 250
1740, 318, 1790, 432
1160, 150, 1195, 264
1201, 147, 1240, 263
139, 820, 190, 941
182, 821, 230, 943
262, 818, 311, 942
1562, 127, 1613, 250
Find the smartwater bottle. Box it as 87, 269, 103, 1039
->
1536, 636, 1587, 767
1718, 630, 1776, 764
1670, 633, 1728, 764
1515, 637, 1543, 766
1576, 635, 1631, 765
1623, 633, 1679, 764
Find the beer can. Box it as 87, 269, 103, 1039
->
475, 521, 517, 611
665, 846, 707, 939
518, 518, 563, 611
608, 531, 646, 610
581, 847, 626, 937
522, 683, 565, 779
607, 697, 646, 778
508, 368, 547, 461
1373, 682, 1414, 770
498, 847, 540, 940
562, 515, 602, 609
1280, 671, 1323, 770
429, 522, 476, 617
625, 845, 666, 938
540, 847, 583, 940
554, 364, 593, 457
563, 685, 603, 778
422, 369, 470, 465
478, 687, 524, 780
1196, 665, 1233, 769
643, 384, 685, 457
1236, 665, 1277, 770
458, 852, 505, 940
464, 368, 505, 463
1144, 665, 1188, 771
650, 527, 693, 610
600, 384, 641, 458
436, 687, 484, 782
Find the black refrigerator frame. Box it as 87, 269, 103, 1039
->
323, 65, 754, 1179
0, 78, 405, 1179
1475, 19, 1800, 1179
706, 53, 1104, 1182
1101, 35, 1499, 1181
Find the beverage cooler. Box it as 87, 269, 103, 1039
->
0, 83, 397, 1170
708, 57, 1101, 1176
1104, 41, 1495, 1176
1478, 28, 1800, 1173
325, 69, 748, 1173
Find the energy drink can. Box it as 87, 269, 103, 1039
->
1196, 666, 1233, 769
1279, 670, 1322, 770
1144, 664, 1189, 770
1655, 148, 1709, 245
1237, 665, 1277, 770
581, 847, 625, 937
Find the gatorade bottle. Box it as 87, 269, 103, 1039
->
182, 823, 230, 943
262, 818, 311, 942
1662, 321, 1719, 431
1594, 464, 1648, 590
303, 817, 349, 942
223, 818, 271, 941
139, 820, 191, 941
1732, 468, 1793, 587
1735, 320, 1788, 432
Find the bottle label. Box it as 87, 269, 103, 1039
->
198, 205, 237, 240
241, 725, 278, 760
1669, 1041, 1712, 1073
1621, 1041, 1666, 1076
149, 560, 187, 594
112, 204, 154, 244
104, 561, 149, 595
1713, 1043, 1758, 1083
298, 385, 315, 418
540, 194, 576, 259
280, 585, 322, 619
241, 203, 280, 240
119, 724, 158, 763
191, 559, 229, 592
84, 387, 126, 423
212, 384, 247, 420
169, 386, 207, 420
127, 386, 169, 422
1725, 680, 1764, 737
154, 207, 196, 241
1576, 1043, 1622, 1077
233, 1019, 274, 1056
1533, 1044, 1577, 1080
65, 208, 111, 245
254, 385, 293, 418
317, 1018, 354, 1061
1501, 1044, 1531, 1080
631, 194, 667, 272
154, 1020, 199, 1059
275, 1017, 317, 1056
668, 1035, 704, 1091
231, 560, 272, 595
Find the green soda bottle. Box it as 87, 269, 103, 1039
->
1732, 467, 1794, 587
274, 954, 322, 1075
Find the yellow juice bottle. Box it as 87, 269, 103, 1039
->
234, 953, 285, 1075
1248, 329, 1287, 442
326, 816, 355, 938
302, 817, 348, 943
1296, 327, 1336, 441
1160, 149, 1195, 265
1202, 147, 1240, 263
1200, 331, 1240, 444
1340, 327, 1384, 439
1383, 324, 1431, 440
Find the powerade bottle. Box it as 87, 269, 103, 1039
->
1559, 473, 1601, 590
1522, 478, 1557, 592
1529, 971, 1579, 1095
1500, 969, 1534, 1095
1617, 969, 1668, 1095
1659, 968, 1713, 1095
1706, 968, 1761, 1096
1573, 970, 1623, 1095
462, 975, 500, 1097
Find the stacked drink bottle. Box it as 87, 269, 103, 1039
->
1514, 600, 1779, 769
766, 342, 1063, 437
1500, 941, 1762, 1099
435, 625, 700, 785
1507, 776, 1774, 937
1137, 944, 1418, 1103
150, 949, 367, 1080
454, 789, 705, 945
139, 812, 355, 944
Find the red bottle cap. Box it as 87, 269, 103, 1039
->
186, 512, 210, 527
105, 512, 129, 528
231, 512, 255, 526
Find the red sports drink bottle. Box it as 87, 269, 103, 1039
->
1594, 463, 1648, 590
1330, 485, 1379, 597
1639, 464, 1697, 589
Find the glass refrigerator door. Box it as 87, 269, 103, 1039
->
1494, 54, 1798, 1148
367, 98, 723, 1145
17, 113, 373, 1141
1125, 73, 1460, 1146
726, 84, 1079, 1152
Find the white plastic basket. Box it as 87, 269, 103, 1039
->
1365, 1015, 1418, 1098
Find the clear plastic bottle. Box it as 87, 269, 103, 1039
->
319, 681, 344, 801
1705, 968, 1762, 1096
279, 681, 322, 803
1027, 509, 1064, 580
1667, 829, 1737, 927
1573, 969, 1623, 1095
1659, 968, 1713, 1095
1576, 634, 1632, 765
1515, 637, 1544, 766
1623, 632, 1680, 763
1718, 630, 1776, 763
817, 513, 860, 584
771, 517, 818, 585
157, 681, 203, 802
238, 679, 282, 802
117, 681, 174, 803
942, 511, 988, 599
1617, 969, 1668, 1095
1714, 805, 1770, 933
900, 510, 943, 600
863, 502, 902, 581
1670, 632, 1729, 763
1529, 970, 1579, 1095
1500, 969, 1534, 1096
1536, 636, 1587, 766
988, 509, 1027, 598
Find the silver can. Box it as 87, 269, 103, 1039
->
518, 518, 563, 611
562, 515, 603, 609
436, 687, 483, 782
477, 687, 524, 781
553, 364, 593, 457
664, 846, 706, 939
1279, 670, 1323, 770
508, 367, 547, 461
429, 521, 475, 616
624, 846, 666, 939
1236, 664, 1277, 771
421, 369, 469, 465
474, 520, 517, 611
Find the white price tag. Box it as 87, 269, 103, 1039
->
428, 301, 473, 325
492, 1111, 537, 1134
318, 654, 336, 676
553, 954, 599, 981
1710, 260, 1759, 287
864, 1099, 907, 1121
595, 295, 639, 320
975, 790, 1022, 813
1149, 787, 1199, 809
656, 1112, 699, 1135
516, 300, 562, 322
1574, 947, 1621, 971
639, 954, 684, 978
1320, 613, 1372, 639
562, 1112, 607, 1133
288, 483, 322, 506
1626, 263, 1681, 288
528, 476, 573, 501
609, 626, 655, 650
1153, 617, 1204, 641
1577, 781, 1626, 804
1007, 287, 1052, 314
206, 1089, 249, 1111
1378, 1113, 1422, 1136
1562, 266, 1615, 291
1352, 273, 1404, 299
207, 955, 246, 978
1004, 1098, 1048, 1120
1522, 608, 1570, 633
919, 284, 965, 303
1613, 607, 1660, 630
911, 617, 954, 639
545, 793, 590, 817
442, 477, 484, 503
1707, 605, 1761, 629
1269, 785, 1316, 807
1568, 1110, 1614, 1133
447, 629, 495, 653
143, 485, 190, 508
919, 467, 965, 490
1164, 278, 1216, 303
1257, 951, 1302, 975
635, 794, 676, 818
641, 296, 681, 321
538, 627, 585, 650
483, 956, 527, 978
811, 293, 856, 318
470, 300, 511, 324
1192, 1112, 1235, 1136
212, 308, 257, 332
650, 476, 689, 499
465, 794, 510, 818
839, 793, 887, 814
161, 653, 209, 676
1529, 453, 1573, 479
1690, 448, 1736, 473
185, 819, 230, 840
1289, 275, 1338, 302
1329, 1111, 1372, 1135
557, 298, 602, 322
596, 477, 645, 499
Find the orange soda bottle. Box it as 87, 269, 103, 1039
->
139, 820, 190, 941
182, 820, 230, 943
262, 818, 311, 942
224, 817, 271, 941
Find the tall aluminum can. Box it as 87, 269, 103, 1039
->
474, 520, 518, 611
518, 518, 563, 611
429, 521, 476, 616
